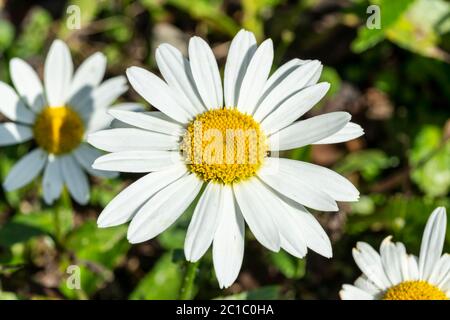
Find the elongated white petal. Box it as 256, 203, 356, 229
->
97, 165, 187, 227
0, 123, 32, 146
352, 242, 391, 290
407, 255, 420, 281
68, 52, 106, 99
268, 112, 351, 151
262, 58, 309, 94
0, 82, 35, 124
340, 284, 375, 300
354, 275, 381, 296
87, 128, 180, 152
126, 66, 191, 123
380, 236, 402, 285
224, 29, 257, 107
127, 174, 202, 243
254, 60, 322, 122
188, 37, 223, 109
258, 158, 338, 211
93, 150, 182, 173
60, 155, 89, 205
237, 39, 273, 114
185, 182, 224, 261
419, 207, 447, 280
261, 82, 330, 135
108, 109, 184, 136
42, 155, 63, 205
44, 40, 73, 106
73, 143, 117, 178
233, 178, 280, 252
213, 187, 245, 289
3, 148, 47, 191
272, 158, 359, 202
314, 122, 364, 144
156, 43, 205, 115
428, 254, 450, 287
10, 58, 46, 113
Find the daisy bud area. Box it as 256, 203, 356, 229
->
0, 0, 449, 305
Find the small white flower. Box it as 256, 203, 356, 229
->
88, 30, 363, 288
0, 40, 134, 205
340, 207, 449, 300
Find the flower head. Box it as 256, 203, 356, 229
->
340, 207, 449, 300
88, 30, 363, 288
0, 40, 130, 204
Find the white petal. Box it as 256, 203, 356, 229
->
236, 39, 273, 114
352, 242, 391, 290
126, 66, 191, 123
97, 165, 187, 227
108, 109, 184, 136
340, 284, 375, 300
188, 36, 223, 109
354, 275, 382, 296
0, 123, 33, 146
419, 207, 447, 280
233, 178, 280, 252
314, 122, 364, 144
68, 52, 106, 99
42, 155, 63, 205
213, 187, 245, 289
407, 255, 419, 280
273, 158, 359, 202
258, 158, 338, 211
59, 154, 89, 205
185, 182, 224, 261
87, 128, 180, 152
0, 82, 35, 124
262, 58, 309, 94
9, 58, 46, 113
3, 148, 47, 191
261, 82, 330, 135
429, 254, 450, 288
44, 40, 73, 106
156, 43, 205, 115
224, 29, 257, 107
380, 236, 402, 285
253, 60, 322, 122
93, 150, 182, 173
127, 174, 202, 244
268, 112, 351, 151
73, 143, 117, 178
282, 198, 332, 258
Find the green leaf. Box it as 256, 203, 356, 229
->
410, 125, 450, 197
0, 19, 15, 52
129, 252, 184, 300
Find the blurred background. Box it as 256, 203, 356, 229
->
0, 0, 449, 300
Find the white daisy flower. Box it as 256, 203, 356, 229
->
0, 40, 131, 205
340, 207, 449, 300
88, 30, 364, 288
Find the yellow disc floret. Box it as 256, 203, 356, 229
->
181, 108, 267, 184
33, 106, 84, 155
383, 280, 448, 300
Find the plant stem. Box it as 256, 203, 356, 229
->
179, 260, 199, 300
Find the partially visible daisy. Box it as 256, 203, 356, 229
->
88, 29, 364, 288
340, 207, 449, 300
0, 40, 132, 205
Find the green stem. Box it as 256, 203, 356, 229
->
179, 260, 199, 300
53, 189, 72, 246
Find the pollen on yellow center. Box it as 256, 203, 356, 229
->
383, 280, 448, 300
181, 108, 267, 184
33, 106, 84, 155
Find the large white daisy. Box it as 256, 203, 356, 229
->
340, 207, 449, 300
88, 29, 364, 288
0, 40, 132, 205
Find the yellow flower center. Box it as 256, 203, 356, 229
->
383, 280, 448, 300
33, 106, 84, 155
181, 108, 267, 184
